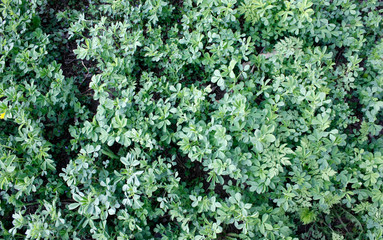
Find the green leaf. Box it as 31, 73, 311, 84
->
264, 134, 275, 143
68, 203, 80, 210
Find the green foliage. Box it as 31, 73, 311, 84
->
1, 0, 383, 239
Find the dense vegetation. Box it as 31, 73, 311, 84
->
1, 0, 383, 239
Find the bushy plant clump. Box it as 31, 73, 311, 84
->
1, 0, 383, 239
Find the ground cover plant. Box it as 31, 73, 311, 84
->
0, 0, 383, 239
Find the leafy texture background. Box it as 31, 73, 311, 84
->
0, 0, 383, 239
